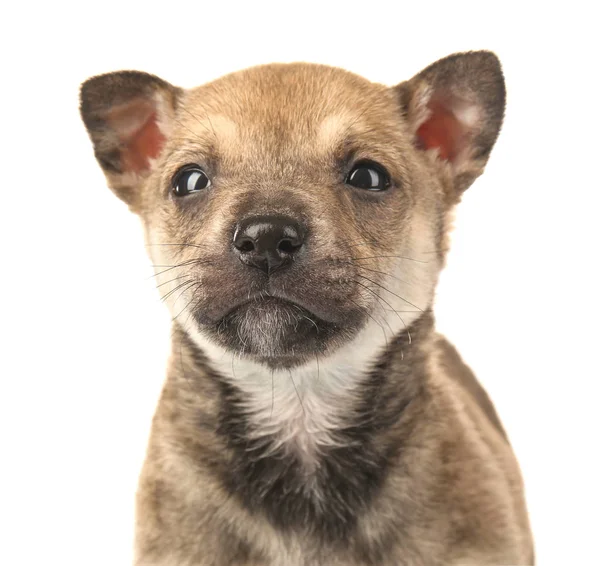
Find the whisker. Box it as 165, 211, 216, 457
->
350, 254, 429, 264
179, 106, 218, 140
311, 237, 373, 254
171, 284, 202, 323
148, 260, 198, 279
160, 279, 195, 303
301, 315, 319, 333
355, 273, 424, 313
231, 353, 237, 380
355, 265, 409, 285
178, 332, 191, 389
289, 304, 319, 333
148, 258, 216, 279
270, 369, 275, 419
345, 241, 376, 250
348, 297, 389, 347
145, 242, 209, 250
150, 261, 197, 269
353, 280, 411, 344
205, 114, 218, 140
172, 116, 207, 143
172, 280, 199, 306
155, 274, 189, 290
332, 260, 410, 285
288, 370, 306, 417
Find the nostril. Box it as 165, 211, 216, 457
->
277, 238, 301, 255
233, 215, 306, 271
237, 239, 255, 253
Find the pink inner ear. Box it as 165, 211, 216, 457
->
416, 99, 466, 162
107, 99, 166, 174
121, 113, 165, 173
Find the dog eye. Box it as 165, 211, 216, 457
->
172, 165, 211, 196
346, 161, 390, 191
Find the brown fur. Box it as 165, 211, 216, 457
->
80, 52, 534, 565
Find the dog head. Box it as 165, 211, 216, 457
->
81, 52, 505, 370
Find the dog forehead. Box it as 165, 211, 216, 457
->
176, 63, 394, 154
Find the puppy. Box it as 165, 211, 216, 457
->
80, 51, 534, 565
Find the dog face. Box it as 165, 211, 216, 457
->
81, 53, 504, 370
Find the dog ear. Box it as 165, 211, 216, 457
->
80, 71, 181, 209
397, 51, 506, 194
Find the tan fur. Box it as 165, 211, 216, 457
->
80, 52, 534, 565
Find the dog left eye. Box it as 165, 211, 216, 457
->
346, 161, 391, 191
172, 165, 211, 196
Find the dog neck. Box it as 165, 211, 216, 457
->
169, 312, 434, 538
166, 312, 435, 539
177, 309, 433, 466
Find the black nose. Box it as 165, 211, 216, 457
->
232, 215, 306, 274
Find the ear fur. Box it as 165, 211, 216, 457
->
397, 51, 506, 194
80, 71, 181, 208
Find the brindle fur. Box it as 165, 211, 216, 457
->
81, 51, 534, 565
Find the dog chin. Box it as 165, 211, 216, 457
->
196, 297, 361, 369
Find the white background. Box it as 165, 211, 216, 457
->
1, 2, 598, 564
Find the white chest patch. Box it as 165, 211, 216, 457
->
184, 320, 399, 468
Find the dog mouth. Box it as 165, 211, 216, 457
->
195, 293, 363, 368
220, 295, 336, 325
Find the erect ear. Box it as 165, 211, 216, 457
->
80, 71, 181, 208
397, 51, 506, 195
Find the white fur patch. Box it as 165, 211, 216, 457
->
184, 319, 390, 468
317, 112, 358, 149
184, 112, 239, 146
453, 102, 480, 129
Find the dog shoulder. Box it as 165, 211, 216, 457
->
432, 333, 508, 441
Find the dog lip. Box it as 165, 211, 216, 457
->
220, 293, 336, 324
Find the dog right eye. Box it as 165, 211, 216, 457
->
172, 165, 212, 197
346, 160, 391, 191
